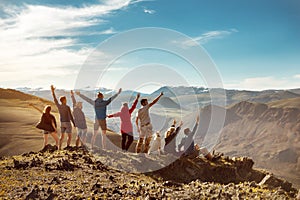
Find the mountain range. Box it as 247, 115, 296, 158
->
1, 86, 300, 188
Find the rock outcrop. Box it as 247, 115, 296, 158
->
0, 146, 298, 199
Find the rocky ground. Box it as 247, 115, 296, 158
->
0, 145, 299, 199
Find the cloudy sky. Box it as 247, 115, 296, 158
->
0, 0, 299, 92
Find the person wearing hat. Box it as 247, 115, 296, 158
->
107, 93, 140, 151
71, 90, 87, 148
76, 88, 122, 149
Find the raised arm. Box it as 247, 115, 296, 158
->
174, 121, 183, 136
71, 90, 76, 108
76, 91, 94, 106
106, 88, 122, 105
165, 121, 183, 143
191, 115, 200, 136
129, 93, 140, 114
51, 85, 59, 107
149, 92, 163, 107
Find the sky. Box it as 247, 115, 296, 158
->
0, 0, 300, 93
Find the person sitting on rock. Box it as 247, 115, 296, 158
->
164, 119, 183, 156
107, 93, 140, 151
180, 115, 199, 157
71, 90, 88, 148
180, 115, 213, 160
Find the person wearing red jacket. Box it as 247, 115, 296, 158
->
107, 93, 140, 151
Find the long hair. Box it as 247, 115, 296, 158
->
43, 105, 51, 114
165, 127, 175, 138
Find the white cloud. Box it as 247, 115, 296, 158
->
0, 1, 138, 89
173, 29, 238, 48
293, 74, 300, 79
225, 76, 300, 90
144, 8, 156, 14
99, 27, 118, 35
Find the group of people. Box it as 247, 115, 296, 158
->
36, 85, 206, 158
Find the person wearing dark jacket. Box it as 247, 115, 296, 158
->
38, 105, 59, 149
71, 90, 87, 147
76, 88, 122, 149
182, 115, 200, 156
164, 119, 183, 156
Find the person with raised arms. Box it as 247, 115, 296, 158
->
135, 92, 163, 153
76, 88, 122, 149
51, 85, 76, 150
107, 93, 140, 151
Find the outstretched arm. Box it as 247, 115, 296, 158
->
76, 91, 94, 106
71, 90, 76, 108
129, 93, 140, 114
166, 121, 183, 143
191, 115, 200, 136
149, 92, 163, 107
175, 121, 183, 136
51, 85, 59, 107
107, 112, 121, 118
106, 88, 122, 105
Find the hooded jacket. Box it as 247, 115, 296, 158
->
107, 98, 138, 134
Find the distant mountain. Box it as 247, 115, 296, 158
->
248, 90, 300, 103
15, 86, 300, 109
158, 96, 181, 109
151, 86, 208, 97
268, 97, 300, 109
289, 88, 300, 95
212, 99, 300, 186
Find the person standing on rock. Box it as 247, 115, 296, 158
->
107, 93, 140, 151
71, 90, 88, 148
135, 92, 164, 153
36, 105, 59, 149
51, 85, 76, 150
76, 88, 122, 149
164, 119, 183, 156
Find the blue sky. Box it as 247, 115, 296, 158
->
0, 0, 299, 92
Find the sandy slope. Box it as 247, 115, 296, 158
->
0, 88, 131, 156
0, 97, 53, 156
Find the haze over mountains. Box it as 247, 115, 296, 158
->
17, 85, 300, 107
1, 86, 300, 187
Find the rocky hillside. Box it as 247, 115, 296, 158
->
0, 146, 299, 199
214, 99, 300, 187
